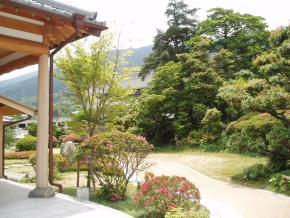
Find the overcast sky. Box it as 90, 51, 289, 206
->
0, 0, 289, 82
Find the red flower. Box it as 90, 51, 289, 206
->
141, 182, 149, 193
158, 187, 167, 194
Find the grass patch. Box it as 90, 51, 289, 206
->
151, 149, 290, 195
5, 159, 29, 165
64, 184, 146, 217
152, 149, 266, 182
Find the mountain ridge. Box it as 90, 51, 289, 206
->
0, 45, 152, 106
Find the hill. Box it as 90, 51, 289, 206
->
0, 45, 152, 106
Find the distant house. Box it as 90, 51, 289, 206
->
120, 71, 153, 96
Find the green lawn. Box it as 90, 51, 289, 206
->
153, 148, 267, 182
64, 184, 146, 218
5, 159, 29, 165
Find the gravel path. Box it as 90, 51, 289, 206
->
145, 154, 290, 218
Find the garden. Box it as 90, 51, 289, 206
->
3, 0, 290, 217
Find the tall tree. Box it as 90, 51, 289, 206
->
56, 36, 129, 137
140, 0, 198, 78
135, 37, 222, 143
253, 25, 290, 91
198, 8, 269, 77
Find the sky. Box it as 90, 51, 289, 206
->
0, 0, 289, 82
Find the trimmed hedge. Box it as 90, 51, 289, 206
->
5, 151, 34, 159
16, 135, 37, 151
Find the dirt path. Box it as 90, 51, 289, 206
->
145, 153, 290, 218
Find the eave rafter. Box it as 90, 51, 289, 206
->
0, 55, 38, 76
0, 35, 48, 55
0, 15, 44, 35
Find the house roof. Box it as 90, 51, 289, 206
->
0, 0, 107, 75
9, 0, 106, 28
120, 71, 153, 89
0, 95, 36, 116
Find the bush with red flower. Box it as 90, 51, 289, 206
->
78, 131, 153, 200
135, 173, 201, 217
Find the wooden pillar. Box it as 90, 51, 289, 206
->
29, 54, 54, 198
0, 115, 3, 178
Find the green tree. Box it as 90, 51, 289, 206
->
56, 36, 129, 137
4, 125, 16, 148
253, 25, 290, 91
135, 37, 222, 143
198, 8, 269, 76
140, 0, 198, 78
56, 35, 130, 188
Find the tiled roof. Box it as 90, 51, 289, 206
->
120, 72, 153, 89
10, 0, 106, 26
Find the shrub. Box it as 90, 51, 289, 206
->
29, 152, 87, 173
266, 126, 290, 171
181, 130, 204, 147
16, 135, 37, 151
226, 130, 267, 155
5, 151, 34, 159
135, 173, 201, 217
269, 171, 290, 192
78, 131, 153, 200
232, 164, 270, 181
200, 143, 224, 152
201, 108, 224, 137
226, 112, 283, 155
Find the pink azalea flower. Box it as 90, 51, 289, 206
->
136, 135, 146, 142
106, 143, 113, 149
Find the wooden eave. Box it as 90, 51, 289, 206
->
0, 0, 107, 76
0, 95, 36, 116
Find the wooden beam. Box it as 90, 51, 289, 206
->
0, 35, 48, 55
0, 15, 44, 35
0, 95, 35, 116
0, 105, 22, 116
0, 55, 38, 75
0, 51, 13, 59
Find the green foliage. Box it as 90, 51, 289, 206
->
54, 126, 66, 139
16, 135, 37, 151
232, 164, 270, 181
78, 131, 153, 200
266, 126, 290, 171
254, 25, 290, 90
269, 170, 290, 192
27, 123, 37, 137
180, 108, 225, 151
225, 112, 283, 154
4, 125, 16, 148
228, 112, 282, 132
243, 86, 290, 128
165, 207, 209, 218
29, 152, 85, 173
140, 0, 198, 77
135, 36, 222, 144
198, 8, 269, 74
201, 108, 224, 136
135, 173, 201, 217
28, 123, 66, 140
226, 132, 266, 154
56, 35, 130, 137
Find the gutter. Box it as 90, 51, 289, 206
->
2, 115, 32, 179
48, 14, 84, 193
